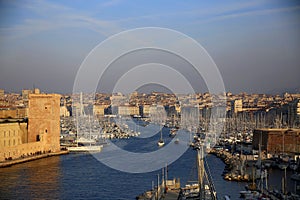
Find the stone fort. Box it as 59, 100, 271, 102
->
0, 93, 60, 162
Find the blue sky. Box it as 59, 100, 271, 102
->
0, 0, 300, 94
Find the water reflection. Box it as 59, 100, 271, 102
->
0, 156, 61, 199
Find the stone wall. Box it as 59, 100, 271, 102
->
0, 122, 28, 149
0, 141, 45, 161
253, 129, 300, 154
28, 94, 61, 152
0, 94, 61, 162
0, 108, 28, 118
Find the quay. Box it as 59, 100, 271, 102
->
136, 188, 180, 200
136, 178, 180, 200
0, 150, 69, 168
210, 149, 252, 182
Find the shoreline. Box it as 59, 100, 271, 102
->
0, 150, 69, 168
209, 149, 253, 182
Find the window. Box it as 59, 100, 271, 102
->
36, 135, 40, 142
45, 129, 48, 133
4, 140, 5, 147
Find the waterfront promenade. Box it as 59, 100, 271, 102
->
0, 150, 69, 168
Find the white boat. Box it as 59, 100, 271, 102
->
68, 105, 103, 153
157, 128, 164, 147
67, 145, 102, 152
76, 137, 97, 145
169, 128, 177, 137
157, 139, 165, 147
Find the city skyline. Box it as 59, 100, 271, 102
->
0, 0, 300, 94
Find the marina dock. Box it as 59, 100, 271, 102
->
161, 190, 180, 200
136, 178, 180, 200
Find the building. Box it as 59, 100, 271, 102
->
231, 99, 243, 113
60, 106, 70, 117
22, 89, 33, 100
0, 93, 61, 162
0, 107, 28, 119
33, 88, 40, 94
289, 98, 300, 127
252, 128, 300, 159
0, 89, 4, 98
113, 105, 139, 116
139, 105, 151, 117
93, 104, 107, 116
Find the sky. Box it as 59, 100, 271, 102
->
0, 0, 300, 94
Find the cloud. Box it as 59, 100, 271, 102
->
99, 0, 123, 8
115, 1, 265, 23
194, 5, 300, 25
0, 0, 123, 40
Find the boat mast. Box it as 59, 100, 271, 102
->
197, 143, 204, 199
89, 115, 92, 147
80, 92, 84, 116
160, 128, 163, 141
156, 174, 160, 200
165, 163, 168, 192
76, 108, 79, 147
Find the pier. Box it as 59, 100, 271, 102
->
136, 177, 180, 200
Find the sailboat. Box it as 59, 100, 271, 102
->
178, 137, 218, 200
67, 115, 103, 152
157, 128, 165, 147
169, 128, 177, 137
67, 93, 102, 153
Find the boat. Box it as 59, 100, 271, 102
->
67, 100, 103, 153
263, 161, 272, 168
76, 137, 97, 145
169, 128, 177, 137
178, 137, 218, 200
239, 190, 252, 198
289, 161, 298, 171
157, 128, 165, 147
67, 145, 102, 152
157, 139, 165, 147
291, 173, 300, 181
277, 162, 288, 170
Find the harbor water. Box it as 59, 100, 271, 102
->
0, 126, 295, 199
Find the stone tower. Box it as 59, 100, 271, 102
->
28, 94, 61, 152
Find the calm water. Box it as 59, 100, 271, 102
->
0, 126, 294, 199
